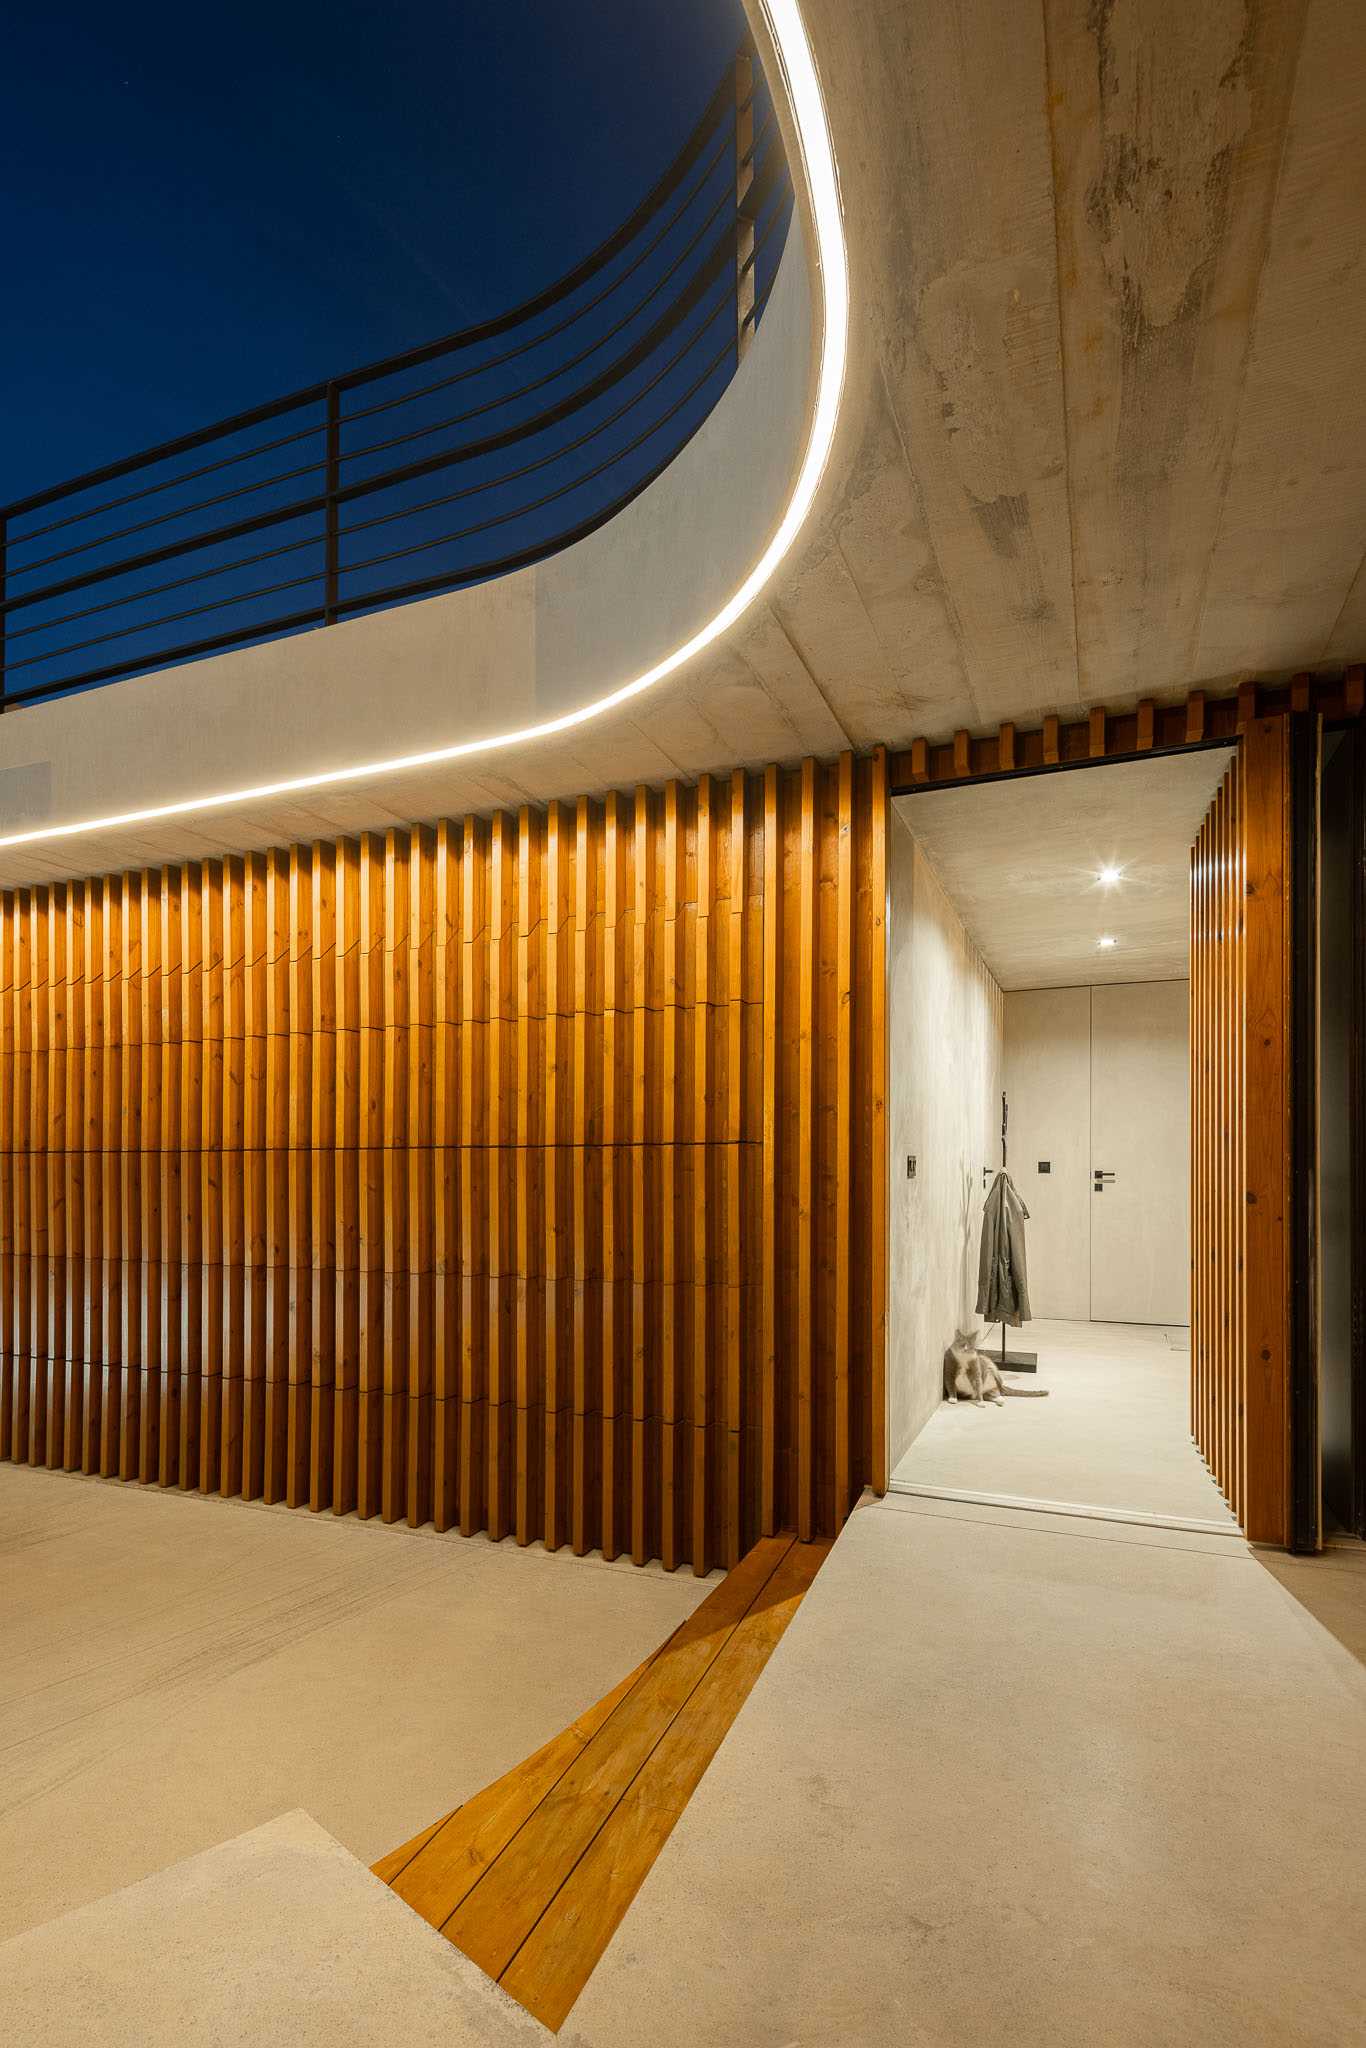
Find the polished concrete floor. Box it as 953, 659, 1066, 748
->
892, 1317, 1239, 1527
571, 1492, 1366, 2047
0, 1465, 710, 1943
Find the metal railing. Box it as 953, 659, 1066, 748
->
0, 50, 791, 710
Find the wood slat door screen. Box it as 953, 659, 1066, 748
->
0, 753, 889, 1574
1190, 718, 1291, 1543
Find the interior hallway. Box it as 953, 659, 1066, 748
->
892, 1318, 1238, 1530
568, 1493, 1366, 2048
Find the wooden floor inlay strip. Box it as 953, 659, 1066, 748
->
372, 1532, 828, 2030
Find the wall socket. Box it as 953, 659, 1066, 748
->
906, 1154, 917, 1180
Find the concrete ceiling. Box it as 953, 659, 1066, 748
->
716, 0, 1366, 753
364, 0, 1366, 800
894, 748, 1234, 989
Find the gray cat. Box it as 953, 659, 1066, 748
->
943, 1327, 1050, 1406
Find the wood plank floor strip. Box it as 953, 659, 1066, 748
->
438, 1533, 793, 1980
500, 1536, 831, 2030
370, 1812, 451, 1887
372, 1530, 828, 2033
384, 1653, 655, 1927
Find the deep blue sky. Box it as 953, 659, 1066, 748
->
2, 0, 747, 504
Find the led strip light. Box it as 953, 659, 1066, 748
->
0, 0, 848, 855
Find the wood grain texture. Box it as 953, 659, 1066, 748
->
889, 671, 1364, 792
372, 1531, 829, 2032
1190, 724, 1290, 1543
0, 759, 886, 1572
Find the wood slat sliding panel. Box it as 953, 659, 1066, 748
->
0, 757, 889, 1570
1189, 724, 1292, 1544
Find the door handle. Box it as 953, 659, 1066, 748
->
1093, 1169, 1116, 1192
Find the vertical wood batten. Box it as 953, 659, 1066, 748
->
795, 759, 817, 1542
1241, 720, 1292, 1544
868, 749, 889, 1495
1190, 728, 1292, 1545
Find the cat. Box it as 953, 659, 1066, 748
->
943, 1327, 1050, 1406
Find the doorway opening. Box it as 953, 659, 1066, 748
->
884, 747, 1241, 1536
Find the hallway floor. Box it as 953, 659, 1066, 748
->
891, 1317, 1238, 1528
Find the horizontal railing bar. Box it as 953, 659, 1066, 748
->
10, 447, 327, 581
0, 606, 329, 704
8, 417, 324, 554
15, 275, 737, 656
2, 64, 738, 523
4, 418, 700, 704
3, 563, 324, 673
334, 184, 742, 475
328, 454, 685, 617
340, 334, 733, 584
4, 388, 330, 530
3, 234, 735, 620
21, 181, 748, 583
338, 283, 734, 548
16, 142, 787, 589
340, 116, 739, 434
3, 522, 322, 644
14, 327, 733, 678
9, 99, 746, 557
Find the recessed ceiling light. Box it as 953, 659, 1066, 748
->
1097, 935, 1118, 949
1098, 865, 1122, 887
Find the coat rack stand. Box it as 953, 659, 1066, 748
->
991, 1091, 1038, 1371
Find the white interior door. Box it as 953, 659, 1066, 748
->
1088, 981, 1189, 1324
1002, 988, 1091, 1319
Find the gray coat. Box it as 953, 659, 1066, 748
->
976, 1170, 1031, 1327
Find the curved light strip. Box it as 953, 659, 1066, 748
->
0, 0, 847, 855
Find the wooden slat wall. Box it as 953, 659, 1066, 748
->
1190, 719, 1291, 1544
0, 754, 888, 1574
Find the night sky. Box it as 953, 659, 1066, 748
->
2, 0, 748, 504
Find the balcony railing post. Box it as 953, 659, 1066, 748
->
735, 52, 755, 364
324, 381, 341, 624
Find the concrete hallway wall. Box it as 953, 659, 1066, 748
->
886, 810, 1003, 1467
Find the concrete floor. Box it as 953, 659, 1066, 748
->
0, 1465, 711, 1943
4, 1451, 1365, 2045
892, 1318, 1239, 1529
0, 1812, 548, 2048
569, 1492, 1366, 2048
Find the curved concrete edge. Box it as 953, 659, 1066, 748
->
0, 1810, 550, 2047
0, 2, 847, 875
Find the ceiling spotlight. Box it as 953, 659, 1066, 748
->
1097, 935, 1118, 949
1098, 865, 1122, 887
